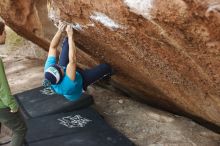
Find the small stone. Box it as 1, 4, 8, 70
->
119, 99, 123, 104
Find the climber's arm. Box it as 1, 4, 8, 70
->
48, 21, 66, 57
66, 25, 77, 80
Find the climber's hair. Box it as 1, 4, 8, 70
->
0, 22, 5, 35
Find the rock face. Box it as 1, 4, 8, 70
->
0, 0, 54, 50
0, 0, 220, 128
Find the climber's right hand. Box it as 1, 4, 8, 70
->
66, 25, 73, 37
58, 21, 66, 32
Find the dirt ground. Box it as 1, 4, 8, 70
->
0, 29, 220, 146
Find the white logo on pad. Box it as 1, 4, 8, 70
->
58, 115, 92, 128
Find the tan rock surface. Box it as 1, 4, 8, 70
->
0, 32, 219, 146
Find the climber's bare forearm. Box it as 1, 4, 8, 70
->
48, 21, 66, 57
48, 30, 62, 57
68, 35, 76, 64
66, 26, 76, 80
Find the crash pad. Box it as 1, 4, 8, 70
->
14, 86, 94, 119
25, 108, 134, 146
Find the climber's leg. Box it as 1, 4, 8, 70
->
79, 64, 113, 90
59, 37, 69, 68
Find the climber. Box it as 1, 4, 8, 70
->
0, 21, 27, 146
43, 21, 113, 101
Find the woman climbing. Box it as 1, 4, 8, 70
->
43, 21, 113, 101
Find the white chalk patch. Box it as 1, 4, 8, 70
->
71, 23, 83, 31
207, 2, 220, 13
90, 12, 124, 30
48, 15, 95, 32
123, 0, 154, 19
205, 2, 220, 17
48, 8, 95, 31
48, 7, 60, 22
71, 22, 95, 31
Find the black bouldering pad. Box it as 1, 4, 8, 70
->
28, 130, 133, 146
25, 108, 134, 146
14, 86, 94, 119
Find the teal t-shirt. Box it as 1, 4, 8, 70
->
44, 56, 83, 101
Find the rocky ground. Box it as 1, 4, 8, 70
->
0, 28, 220, 146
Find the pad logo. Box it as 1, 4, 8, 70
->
58, 115, 92, 128
40, 87, 55, 95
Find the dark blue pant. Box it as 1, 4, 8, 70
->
59, 37, 69, 67
59, 37, 112, 90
